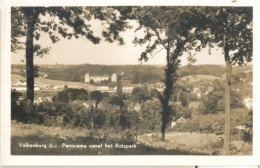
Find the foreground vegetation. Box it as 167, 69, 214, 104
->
11, 121, 251, 155
11, 121, 205, 155
11, 74, 253, 155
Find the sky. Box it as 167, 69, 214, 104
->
11, 15, 226, 66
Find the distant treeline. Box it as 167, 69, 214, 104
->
11, 64, 252, 83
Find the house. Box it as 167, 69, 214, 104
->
169, 101, 182, 107
34, 97, 42, 104
193, 86, 213, 98
134, 103, 141, 111
243, 98, 253, 109
97, 86, 109, 91
122, 87, 134, 91
129, 103, 141, 112
175, 102, 182, 107
16, 80, 26, 86
83, 103, 90, 109
11, 86, 40, 91
193, 87, 199, 93
235, 125, 246, 130
189, 102, 204, 109
111, 73, 117, 82
11, 86, 26, 91
114, 86, 134, 93
155, 87, 164, 92
171, 117, 186, 127
85, 73, 117, 83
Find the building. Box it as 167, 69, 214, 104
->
193, 86, 213, 98
128, 103, 141, 112
111, 73, 117, 82
171, 117, 186, 127
85, 73, 117, 83
133, 103, 141, 111
189, 102, 204, 109
244, 98, 253, 109
97, 86, 109, 91
11, 87, 40, 91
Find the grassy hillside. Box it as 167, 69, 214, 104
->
12, 74, 95, 90
179, 74, 223, 83
11, 121, 206, 155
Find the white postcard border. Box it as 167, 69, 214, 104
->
1, 0, 260, 166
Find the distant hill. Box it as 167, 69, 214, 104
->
179, 75, 223, 83
177, 64, 226, 77
221, 64, 253, 78
11, 64, 251, 84
232, 64, 253, 75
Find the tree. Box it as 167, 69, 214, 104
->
131, 86, 150, 106
206, 7, 252, 154
11, 7, 127, 104
142, 99, 162, 131
129, 7, 208, 140
110, 95, 125, 109
116, 73, 123, 98
90, 90, 103, 108
187, 52, 197, 66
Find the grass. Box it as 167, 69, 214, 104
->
11, 121, 205, 155
11, 121, 252, 155
138, 132, 223, 155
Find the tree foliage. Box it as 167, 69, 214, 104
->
11, 7, 128, 103
205, 7, 253, 155
90, 90, 103, 108
122, 7, 209, 139
131, 86, 150, 105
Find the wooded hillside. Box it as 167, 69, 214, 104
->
12, 64, 252, 84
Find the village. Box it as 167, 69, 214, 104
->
11, 67, 253, 132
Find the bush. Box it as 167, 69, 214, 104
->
172, 113, 224, 134
11, 90, 24, 121
173, 119, 199, 133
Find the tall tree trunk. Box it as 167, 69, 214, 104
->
161, 46, 171, 140
24, 9, 38, 103
161, 41, 181, 140
223, 33, 232, 155
161, 67, 172, 140
25, 19, 35, 102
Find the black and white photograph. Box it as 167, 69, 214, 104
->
1, 0, 260, 166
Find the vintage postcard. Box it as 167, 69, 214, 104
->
1, 0, 260, 166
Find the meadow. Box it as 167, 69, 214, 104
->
11, 121, 251, 155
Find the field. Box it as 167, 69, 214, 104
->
12, 74, 95, 90
11, 121, 251, 155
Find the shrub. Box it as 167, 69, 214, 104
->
11, 90, 24, 121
